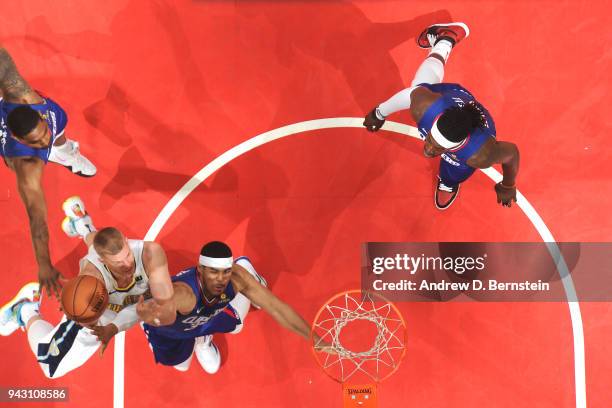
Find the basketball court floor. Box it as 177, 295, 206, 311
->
1, 1, 611, 407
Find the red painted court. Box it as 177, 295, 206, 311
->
1, 1, 611, 407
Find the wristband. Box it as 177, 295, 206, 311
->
498, 181, 516, 189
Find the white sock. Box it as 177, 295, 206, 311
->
26, 319, 54, 356
173, 353, 193, 372
411, 56, 445, 86
378, 86, 417, 117
52, 140, 73, 155
229, 293, 251, 334
428, 39, 453, 63
19, 302, 40, 326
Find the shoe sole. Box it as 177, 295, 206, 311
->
62, 196, 86, 218
65, 164, 96, 177
61, 217, 79, 237
435, 184, 460, 210
417, 22, 470, 49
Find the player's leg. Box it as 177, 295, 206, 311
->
377, 23, 469, 119
36, 317, 101, 378
412, 22, 469, 86
61, 196, 97, 246
435, 159, 476, 210
48, 133, 97, 177
0, 282, 100, 378
142, 324, 196, 372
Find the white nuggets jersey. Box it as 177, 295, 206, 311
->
36, 240, 152, 379
81, 239, 151, 324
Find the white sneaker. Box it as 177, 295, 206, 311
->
62, 196, 96, 237
61, 216, 78, 237
62, 195, 87, 219
0, 282, 40, 336
194, 335, 221, 374
49, 140, 97, 177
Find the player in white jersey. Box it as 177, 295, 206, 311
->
0, 197, 175, 378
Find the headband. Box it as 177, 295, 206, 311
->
431, 118, 467, 150
199, 255, 233, 269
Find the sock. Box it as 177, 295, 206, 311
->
378, 86, 417, 117
19, 302, 40, 326
51, 140, 73, 156
411, 56, 445, 86
229, 293, 251, 334
173, 353, 193, 372
26, 319, 54, 356
428, 39, 453, 63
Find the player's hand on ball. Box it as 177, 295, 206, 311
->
363, 108, 385, 132
38, 264, 64, 300
136, 295, 163, 326
494, 182, 517, 207
91, 323, 119, 356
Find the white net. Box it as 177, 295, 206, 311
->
312, 290, 407, 383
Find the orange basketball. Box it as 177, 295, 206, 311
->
61, 275, 108, 324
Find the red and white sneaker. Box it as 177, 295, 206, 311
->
417, 22, 470, 49
435, 178, 460, 210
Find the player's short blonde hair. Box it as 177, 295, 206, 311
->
93, 227, 125, 255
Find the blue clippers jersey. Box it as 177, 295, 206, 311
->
416, 83, 496, 170
0, 93, 68, 163
145, 267, 241, 339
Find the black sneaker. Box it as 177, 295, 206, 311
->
417, 22, 470, 49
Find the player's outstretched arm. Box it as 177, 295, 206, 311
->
232, 266, 311, 340
468, 139, 520, 207
0, 47, 40, 103
13, 157, 63, 298
142, 242, 176, 325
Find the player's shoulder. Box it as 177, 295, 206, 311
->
141, 241, 166, 260
79, 260, 105, 282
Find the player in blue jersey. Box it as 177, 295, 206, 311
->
138, 241, 329, 374
363, 23, 519, 210
0, 47, 96, 297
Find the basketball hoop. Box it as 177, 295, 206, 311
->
311, 290, 407, 407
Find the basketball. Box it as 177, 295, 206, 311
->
61, 275, 108, 324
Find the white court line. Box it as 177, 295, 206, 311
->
114, 118, 586, 408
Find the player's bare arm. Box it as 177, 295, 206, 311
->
231, 264, 311, 340
140, 241, 176, 325
0, 47, 42, 103
13, 156, 63, 298
467, 138, 520, 207
172, 281, 197, 315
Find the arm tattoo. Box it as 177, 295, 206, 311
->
0, 48, 33, 100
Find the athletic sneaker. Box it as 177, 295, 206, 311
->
48, 140, 97, 177
417, 22, 470, 48
0, 282, 40, 336
61, 196, 96, 238
435, 177, 460, 210
194, 335, 221, 374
